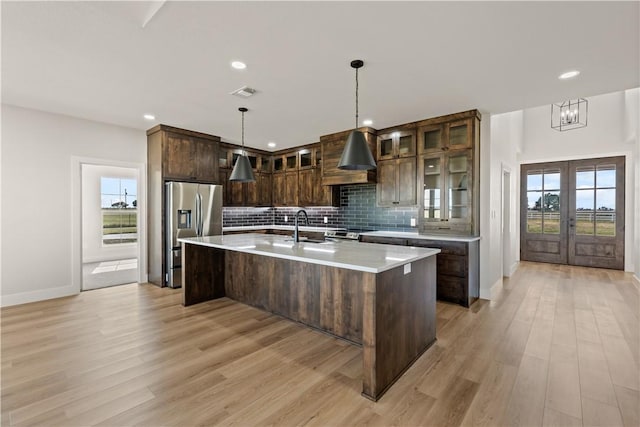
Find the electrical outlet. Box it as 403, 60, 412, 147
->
284, 215, 288, 222
324, 216, 328, 224
410, 217, 416, 227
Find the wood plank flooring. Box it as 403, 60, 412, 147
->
1, 261, 638, 426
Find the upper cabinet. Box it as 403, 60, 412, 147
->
376, 129, 417, 207
219, 143, 273, 207
147, 125, 221, 184
320, 128, 377, 186
418, 118, 473, 154
417, 110, 481, 235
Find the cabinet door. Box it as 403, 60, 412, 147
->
298, 169, 314, 206
445, 150, 473, 231
218, 168, 232, 206
193, 138, 218, 183
164, 133, 196, 179
257, 172, 272, 206
377, 130, 416, 161
272, 172, 286, 206
447, 119, 473, 151
285, 171, 299, 206
377, 134, 396, 161
313, 168, 337, 206
229, 180, 244, 206
397, 157, 417, 205
376, 160, 397, 206
421, 154, 444, 223
418, 124, 444, 155
245, 180, 258, 206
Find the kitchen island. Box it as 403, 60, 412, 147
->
179, 233, 440, 401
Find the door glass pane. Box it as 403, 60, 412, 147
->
527, 173, 543, 191
596, 165, 616, 188
423, 158, 441, 220
449, 124, 468, 147
260, 157, 271, 172
248, 155, 258, 169
544, 171, 561, 191
398, 135, 414, 156
576, 189, 595, 235
423, 129, 441, 150
300, 152, 312, 168
286, 155, 297, 169
101, 177, 137, 245
527, 191, 542, 233
218, 150, 229, 168
274, 157, 283, 171
596, 189, 616, 236
448, 155, 468, 220
576, 166, 595, 188
542, 191, 560, 234
380, 138, 393, 157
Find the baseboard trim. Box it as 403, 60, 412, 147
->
480, 277, 503, 300
507, 261, 519, 277
1, 285, 79, 307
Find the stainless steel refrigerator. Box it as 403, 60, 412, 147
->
165, 182, 222, 288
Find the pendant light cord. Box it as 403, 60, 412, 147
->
241, 110, 245, 156
355, 67, 359, 129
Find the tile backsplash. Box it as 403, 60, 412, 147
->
222, 184, 419, 232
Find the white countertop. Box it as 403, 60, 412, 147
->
179, 233, 440, 273
360, 231, 481, 243
223, 225, 345, 233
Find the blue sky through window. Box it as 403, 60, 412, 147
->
101, 177, 137, 208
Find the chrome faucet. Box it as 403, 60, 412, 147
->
293, 209, 309, 242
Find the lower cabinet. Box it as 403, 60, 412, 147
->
360, 235, 479, 307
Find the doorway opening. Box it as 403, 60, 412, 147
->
81, 164, 140, 290
520, 156, 625, 270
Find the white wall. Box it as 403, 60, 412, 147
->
625, 88, 640, 281
82, 164, 139, 263
479, 111, 522, 299
1, 105, 146, 306
518, 90, 637, 273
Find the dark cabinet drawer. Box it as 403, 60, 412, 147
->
437, 254, 467, 278
437, 275, 466, 304
360, 236, 408, 246
407, 239, 468, 255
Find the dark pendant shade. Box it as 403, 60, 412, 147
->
229, 155, 255, 182
337, 130, 377, 170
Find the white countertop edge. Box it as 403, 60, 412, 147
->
223, 225, 345, 233
179, 235, 440, 273
360, 231, 481, 242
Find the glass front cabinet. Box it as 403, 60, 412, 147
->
418, 113, 480, 235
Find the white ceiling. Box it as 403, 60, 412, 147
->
2, 1, 638, 151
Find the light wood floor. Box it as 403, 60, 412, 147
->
1, 262, 638, 426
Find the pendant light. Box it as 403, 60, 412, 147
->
229, 107, 255, 182
338, 59, 376, 170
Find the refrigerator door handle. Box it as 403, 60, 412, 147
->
195, 192, 203, 236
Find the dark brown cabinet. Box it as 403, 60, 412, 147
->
160, 130, 220, 182
146, 125, 222, 287
219, 144, 273, 207
376, 130, 417, 207
417, 111, 480, 236
320, 128, 377, 186
360, 235, 479, 307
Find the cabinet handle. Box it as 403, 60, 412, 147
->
392, 201, 399, 204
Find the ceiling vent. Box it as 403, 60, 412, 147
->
230, 86, 257, 98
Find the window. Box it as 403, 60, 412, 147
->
526, 169, 561, 234
101, 177, 137, 245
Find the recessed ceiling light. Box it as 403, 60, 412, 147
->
267, 142, 276, 148
363, 119, 373, 126
231, 61, 247, 70
144, 114, 155, 120
558, 70, 580, 80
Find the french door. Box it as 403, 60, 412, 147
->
520, 156, 625, 270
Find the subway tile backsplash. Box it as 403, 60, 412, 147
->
222, 184, 419, 232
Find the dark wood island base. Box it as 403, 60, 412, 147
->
182, 242, 437, 401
